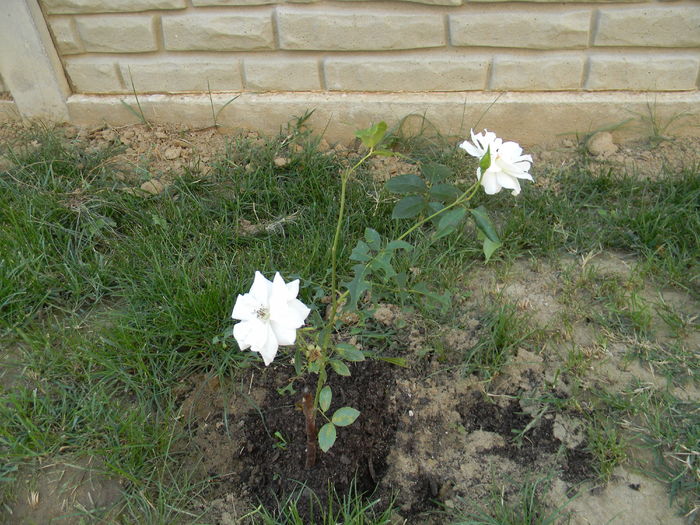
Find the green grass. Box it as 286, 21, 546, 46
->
450, 475, 569, 525
1, 122, 698, 522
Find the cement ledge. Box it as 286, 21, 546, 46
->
23, 91, 700, 145
0, 100, 20, 121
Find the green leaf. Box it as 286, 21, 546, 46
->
373, 251, 396, 281
479, 145, 491, 173
332, 407, 360, 427
385, 174, 427, 195
364, 228, 382, 251
434, 207, 466, 240
336, 343, 365, 362
373, 148, 394, 157
378, 356, 408, 367
421, 162, 452, 183
355, 122, 387, 149
386, 239, 414, 252
429, 183, 461, 204
392, 195, 426, 219
349, 240, 371, 262
482, 237, 502, 262
320, 386, 332, 412
318, 423, 336, 452
470, 205, 500, 243
342, 264, 371, 308
330, 359, 351, 376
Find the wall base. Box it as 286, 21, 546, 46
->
5, 91, 700, 146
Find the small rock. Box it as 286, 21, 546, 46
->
121, 129, 135, 139
63, 126, 79, 139
587, 131, 618, 157
291, 144, 303, 153
273, 157, 289, 168
317, 138, 330, 152
140, 179, 167, 195
101, 129, 116, 141
163, 146, 181, 160
155, 131, 168, 140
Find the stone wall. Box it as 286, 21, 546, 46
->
39, 0, 700, 95
1, 1, 698, 142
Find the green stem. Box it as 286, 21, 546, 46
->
325, 148, 374, 348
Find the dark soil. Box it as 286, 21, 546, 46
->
236, 360, 404, 520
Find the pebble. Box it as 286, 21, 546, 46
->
140, 179, 167, 195
586, 131, 618, 157
163, 146, 181, 160
273, 157, 289, 168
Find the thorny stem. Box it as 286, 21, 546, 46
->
327, 148, 375, 347
301, 393, 317, 469
304, 147, 375, 469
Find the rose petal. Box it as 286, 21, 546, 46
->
258, 324, 279, 366
250, 271, 272, 303
480, 169, 502, 194
231, 293, 259, 321
271, 320, 297, 346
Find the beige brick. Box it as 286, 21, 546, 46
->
75, 15, 157, 53
595, 7, 700, 47
587, 54, 699, 91
0, 76, 5, 92
277, 8, 446, 50
192, 0, 275, 5
492, 54, 584, 90
163, 13, 274, 51
120, 60, 242, 93
450, 10, 590, 49
47, 17, 82, 55
245, 58, 321, 91
64, 60, 123, 93
325, 55, 487, 91
337, 0, 462, 5
41, 0, 186, 14
470, 0, 638, 2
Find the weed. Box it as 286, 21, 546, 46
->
585, 417, 628, 481
451, 474, 570, 525
464, 301, 540, 378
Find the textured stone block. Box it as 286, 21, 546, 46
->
587, 55, 699, 91
120, 60, 242, 93
337, 0, 462, 5
192, 0, 275, 4
163, 13, 274, 51
492, 54, 584, 90
277, 8, 446, 50
75, 15, 157, 53
450, 10, 590, 49
47, 17, 83, 55
41, 0, 187, 14
0, 76, 5, 92
324, 55, 488, 91
64, 60, 123, 93
245, 58, 321, 91
595, 7, 700, 47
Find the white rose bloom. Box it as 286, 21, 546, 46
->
232, 271, 311, 366
459, 129, 533, 196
